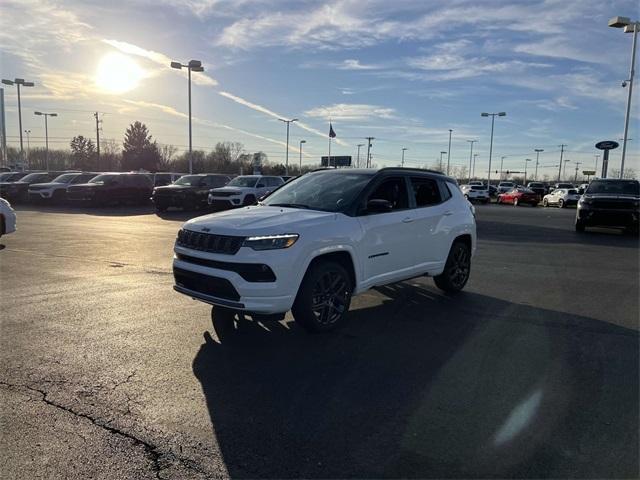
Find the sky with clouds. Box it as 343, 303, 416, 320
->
1, 0, 639, 178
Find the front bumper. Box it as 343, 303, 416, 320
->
577, 207, 639, 227
208, 196, 243, 209
172, 246, 297, 314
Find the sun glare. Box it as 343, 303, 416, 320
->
95, 52, 144, 94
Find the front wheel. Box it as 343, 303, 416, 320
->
434, 241, 471, 293
496, 197, 502, 204
559, 199, 565, 208
292, 261, 352, 333
543, 198, 548, 207
514, 198, 519, 207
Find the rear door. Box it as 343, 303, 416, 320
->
357, 176, 418, 286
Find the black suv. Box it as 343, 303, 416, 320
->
151, 174, 230, 212
576, 179, 639, 234
0, 171, 65, 202
67, 173, 154, 206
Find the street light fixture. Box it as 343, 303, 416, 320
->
34, 111, 57, 170
534, 148, 544, 181
401, 147, 408, 167
278, 118, 298, 174
170, 59, 205, 174
481, 111, 506, 190
299, 139, 306, 172
2, 77, 34, 167
609, 15, 638, 178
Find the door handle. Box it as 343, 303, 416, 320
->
402, 217, 414, 223
443, 211, 454, 216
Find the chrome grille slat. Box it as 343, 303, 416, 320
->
176, 229, 244, 255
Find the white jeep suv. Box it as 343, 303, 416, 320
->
208, 175, 284, 210
174, 168, 476, 333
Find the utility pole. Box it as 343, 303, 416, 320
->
557, 144, 567, 182
94, 112, 101, 171
447, 129, 452, 175
534, 148, 543, 181
573, 162, 582, 182
365, 137, 374, 168
356, 143, 364, 168
466, 140, 477, 184
563, 159, 571, 181
401, 147, 407, 167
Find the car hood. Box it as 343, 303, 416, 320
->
155, 184, 196, 192
29, 182, 66, 188
210, 186, 252, 193
183, 205, 337, 236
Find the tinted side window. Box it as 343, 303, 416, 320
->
440, 181, 453, 201
410, 177, 442, 207
367, 177, 409, 211
268, 177, 282, 187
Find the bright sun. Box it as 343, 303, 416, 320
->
95, 52, 144, 94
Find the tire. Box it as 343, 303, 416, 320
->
559, 199, 565, 208
496, 197, 502, 204
292, 260, 353, 333
575, 219, 585, 232
434, 241, 471, 293
243, 195, 256, 206
543, 198, 548, 207
211, 306, 236, 340
0, 215, 5, 238
514, 198, 519, 207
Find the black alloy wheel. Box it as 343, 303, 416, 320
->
434, 241, 471, 293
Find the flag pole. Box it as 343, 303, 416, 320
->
328, 118, 332, 168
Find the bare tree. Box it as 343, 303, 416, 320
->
158, 144, 178, 171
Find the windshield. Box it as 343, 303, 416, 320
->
586, 180, 639, 196
52, 173, 79, 184
263, 172, 373, 212
227, 176, 258, 187
89, 174, 117, 184
174, 175, 204, 186
19, 173, 49, 183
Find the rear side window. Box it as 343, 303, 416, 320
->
410, 177, 442, 207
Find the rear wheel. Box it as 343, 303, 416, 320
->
496, 197, 502, 204
292, 261, 352, 333
513, 198, 519, 207
434, 241, 471, 293
543, 198, 548, 207
559, 199, 565, 208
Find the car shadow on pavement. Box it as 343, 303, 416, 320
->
192, 282, 639, 479
478, 220, 639, 248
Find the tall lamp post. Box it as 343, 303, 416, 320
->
563, 159, 571, 181
608, 16, 638, 179
299, 139, 306, 172
446, 129, 452, 175
24, 129, 31, 167
534, 148, 544, 181
279, 118, 297, 175
481, 111, 506, 190
356, 143, 364, 168
524, 158, 532, 185
473, 153, 478, 178
34, 111, 57, 170
439, 151, 447, 172
170, 59, 204, 174
466, 140, 477, 184
401, 147, 408, 167
2, 78, 34, 167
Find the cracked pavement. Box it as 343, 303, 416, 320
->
1, 205, 638, 478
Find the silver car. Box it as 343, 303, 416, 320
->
542, 188, 581, 208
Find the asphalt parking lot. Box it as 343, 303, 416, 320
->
1, 203, 638, 479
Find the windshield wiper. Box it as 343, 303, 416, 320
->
269, 203, 311, 209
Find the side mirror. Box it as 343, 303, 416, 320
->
366, 199, 393, 213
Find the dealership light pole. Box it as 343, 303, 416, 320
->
1, 78, 34, 167
466, 140, 477, 184
401, 147, 408, 167
298, 139, 306, 172
24, 129, 31, 167
534, 148, 544, 180
446, 129, 452, 175
499, 156, 507, 181
524, 158, 532, 185
170, 59, 204, 174
481, 111, 506, 190
356, 143, 364, 168
574, 161, 582, 183
608, 16, 638, 178
34, 111, 57, 170
473, 153, 478, 178
563, 159, 571, 181
278, 118, 297, 175
439, 151, 447, 172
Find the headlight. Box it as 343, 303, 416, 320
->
242, 234, 299, 250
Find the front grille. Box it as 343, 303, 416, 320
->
210, 191, 239, 197
176, 229, 244, 255
176, 253, 276, 282
173, 267, 241, 301
592, 200, 637, 210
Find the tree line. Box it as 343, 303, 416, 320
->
4, 121, 313, 176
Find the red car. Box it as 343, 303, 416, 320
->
497, 188, 539, 207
